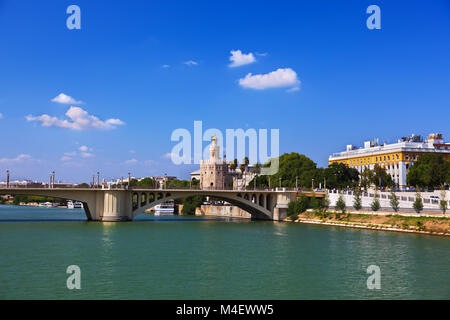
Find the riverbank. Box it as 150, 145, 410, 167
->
287, 210, 450, 236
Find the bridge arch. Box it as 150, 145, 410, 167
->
132, 191, 273, 220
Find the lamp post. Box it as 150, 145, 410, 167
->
312, 178, 314, 191
268, 176, 271, 190
6, 170, 9, 188
279, 177, 281, 189
296, 176, 298, 190
49, 173, 52, 189
92, 175, 95, 188
128, 172, 131, 189
52, 171, 55, 188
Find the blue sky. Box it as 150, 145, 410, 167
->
0, 0, 449, 183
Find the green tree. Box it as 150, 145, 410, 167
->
239, 163, 246, 175
75, 183, 90, 188
248, 153, 319, 189
323, 163, 360, 190
335, 193, 346, 213
136, 177, 157, 188
322, 191, 330, 212
166, 179, 190, 188
360, 167, 374, 191
371, 164, 394, 189
407, 153, 450, 189
390, 189, 400, 212
287, 194, 310, 219
413, 189, 424, 214
370, 189, 381, 211
181, 196, 205, 215
440, 188, 447, 215
353, 187, 362, 210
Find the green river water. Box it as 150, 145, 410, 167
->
0, 205, 448, 299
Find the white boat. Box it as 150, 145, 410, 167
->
73, 201, 83, 209
67, 201, 82, 209
154, 201, 174, 216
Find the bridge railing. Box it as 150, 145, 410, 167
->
0, 184, 323, 193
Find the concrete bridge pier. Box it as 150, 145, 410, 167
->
96, 190, 133, 222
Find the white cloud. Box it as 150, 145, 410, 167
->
26, 106, 125, 131
80, 152, 94, 158
125, 158, 138, 165
162, 152, 174, 159
287, 86, 300, 93
255, 52, 268, 57
161, 64, 170, 68
0, 113, 3, 119
238, 68, 300, 90
0, 154, 32, 164
229, 50, 256, 68
183, 60, 198, 66
51, 93, 82, 105
61, 146, 94, 161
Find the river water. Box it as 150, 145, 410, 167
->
0, 205, 448, 299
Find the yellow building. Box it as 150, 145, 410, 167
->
329, 133, 450, 189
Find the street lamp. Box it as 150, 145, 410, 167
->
279, 177, 281, 189
6, 170, 9, 188
97, 172, 100, 187
312, 178, 314, 190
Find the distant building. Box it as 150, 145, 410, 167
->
190, 170, 200, 181
200, 136, 232, 190
329, 133, 450, 189
0, 180, 46, 188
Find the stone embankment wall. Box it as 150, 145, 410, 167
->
195, 205, 251, 218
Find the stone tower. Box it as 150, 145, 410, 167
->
200, 136, 230, 190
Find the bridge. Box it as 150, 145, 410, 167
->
0, 187, 324, 222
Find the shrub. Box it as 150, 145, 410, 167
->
371, 198, 381, 212
413, 190, 424, 214
353, 188, 362, 211
335, 194, 346, 213
390, 190, 400, 212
